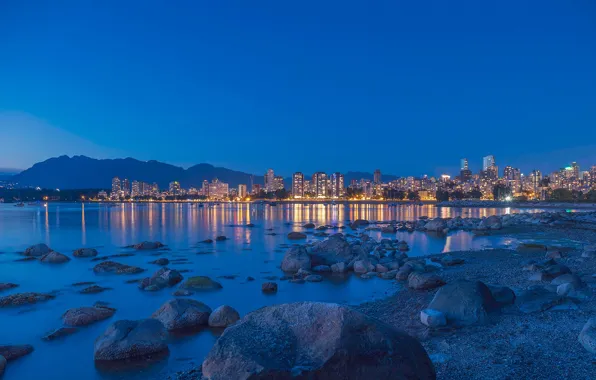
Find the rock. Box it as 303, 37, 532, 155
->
478, 215, 502, 230
287, 232, 307, 240
181, 276, 223, 291
0, 344, 34, 361
0, 292, 55, 308
310, 234, 355, 266
353, 259, 375, 274
545, 250, 563, 259
305, 274, 323, 282
556, 282, 575, 296
40, 251, 70, 264
79, 285, 111, 294
173, 289, 194, 296
424, 218, 447, 232
93, 261, 144, 275
0, 283, 18, 291
440, 255, 464, 266
427, 280, 496, 326
94, 319, 168, 361
516, 286, 565, 313
23, 243, 52, 257
73, 248, 98, 258
152, 299, 212, 330
139, 267, 184, 291
381, 225, 396, 233
408, 273, 445, 290
398, 241, 409, 252
312, 265, 331, 273
42, 327, 79, 341
516, 243, 547, 254
395, 266, 413, 281
133, 241, 164, 250
246, 276, 255, 281
579, 318, 596, 354
201, 239, 214, 244
375, 264, 388, 273
303, 223, 315, 229
330, 262, 347, 273
150, 258, 169, 266
550, 274, 584, 288
208, 305, 240, 328
215, 236, 227, 242
487, 285, 516, 307
201, 302, 435, 379
280, 246, 311, 273
350, 219, 370, 229
420, 309, 447, 328
540, 264, 571, 280
261, 282, 278, 293
63, 306, 116, 326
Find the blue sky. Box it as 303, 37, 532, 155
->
1, 0, 595, 176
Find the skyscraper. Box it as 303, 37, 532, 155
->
460, 158, 469, 171
292, 172, 304, 198
238, 184, 247, 198
571, 162, 580, 179
530, 170, 542, 190
111, 177, 121, 195
312, 172, 328, 198
131, 181, 140, 197
169, 181, 181, 196
264, 169, 275, 192
460, 158, 472, 182
122, 179, 130, 196
482, 155, 495, 171
330, 172, 344, 198
374, 169, 381, 184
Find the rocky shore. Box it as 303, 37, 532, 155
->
438, 200, 596, 210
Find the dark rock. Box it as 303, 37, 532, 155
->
133, 241, 164, 250
94, 319, 168, 361
201, 302, 435, 379
305, 274, 323, 282
303, 223, 315, 229
40, 251, 70, 264
353, 259, 375, 274
428, 280, 497, 326
208, 305, 240, 328
261, 282, 278, 293
517, 243, 547, 254
215, 236, 227, 242
408, 273, 445, 290
350, 219, 370, 229
287, 232, 307, 240
0, 292, 55, 308
0, 283, 18, 292
551, 274, 584, 288
139, 267, 184, 291
330, 262, 347, 273
579, 318, 596, 354
201, 239, 214, 244
63, 306, 116, 326
181, 276, 223, 291
79, 285, 111, 294
23, 243, 52, 257
150, 258, 170, 266
0, 344, 34, 361
73, 248, 99, 258
312, 265, 331, 273
42, 327, 78, 341
280, 246, 311, 273
152, 299, 212, 330
488, 285, 516, 307
516, 286, 565, 313
440, 254, 465, 266
93, 261, 144, 275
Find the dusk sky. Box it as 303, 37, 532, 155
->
1, 1, 595, 176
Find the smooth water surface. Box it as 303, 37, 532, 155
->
0, 202, 545, 379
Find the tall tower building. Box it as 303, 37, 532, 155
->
571, 162, 580, 179
169, 181, 181, 196
460, 158, 472, 182
238, 184, 247, 198
373, 169, 381, 184
460, 158, 469, 171
264, 169, 275, 192
330, 172, 345, 198
111, 177, 121, 195
312, 172, 328, 198
482, 155, 495, 171
131, 181, 140, 197
292, 172, 304, 199
122, 179, 130, 196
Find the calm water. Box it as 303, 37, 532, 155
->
0, 202, 544, 379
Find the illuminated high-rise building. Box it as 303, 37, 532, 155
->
330, 172, 345, 198
111, 177, 121, 195
461, 158, 469, 171
482, 155, 495, 171
312, 172, 328, 198
131, 181, 140, 197
460, 158, 472, 181
208, 178, 229, 200
374, 169, 381, 184
571, 162, 580, 179
122, 179, 130, 196
264, 169, 275, 192
273, 176, 285, 191
169, 181, 181, 196
238, 184, 247, 198
530, 169, 542, 190
292, 172, 304, 198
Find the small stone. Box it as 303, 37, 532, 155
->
262, 282, 278, 293
305, 275, 323, 282
215, 236, 227, 242
556, 282, 575, 296
79, 285, 111, 294
420, 309, 447, 327
150, 258, 169, 266
330, 262, 347, 273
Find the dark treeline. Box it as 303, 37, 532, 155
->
0, 188, 106, 202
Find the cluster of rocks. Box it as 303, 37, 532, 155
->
0, 345, 34, 375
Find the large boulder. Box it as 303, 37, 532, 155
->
478, 215, 502, 230
201, 302, 435, 379
0, 292, 55, 308
94, 319, 168, 361
350, 219, 369, 229
181, 276, 223, 291
40, 251, 70, 264
424, 218, 447, 232
353, 259, 375, 274
152, 299, 212, 330
133, 241, 164, 250
139, 267, 183, 291
0, 344, 34, 360
261, 282, 278, 293
63, 306, 116, 326
23, 243, 52, 257
579, 318, 596, 354
287, 232, 307, 240
310, 234, 355, 266
280, 246, 311, 273
408, 273, 445, 290
73, 248, 99, 258
208, 305, 240, 328
93, 261, 144, 275
551, 274, 584, 289
427, 280, 496, 326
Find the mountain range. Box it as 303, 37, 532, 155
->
10, 156, 399, 190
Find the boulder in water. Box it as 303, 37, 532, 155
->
94, 319, 168, 361
0, 344, 34, 361
152, 299, 212, 330
261, 282, 278, 293
40, 251, 70, 264
280, 246, 311, 273
0, 292, 55, 308
93, 261, 144, 275
73, 248, 99, 258
23, 243, 52, 257
287, 232, 307, 240
63, 306, 116, 326
181, 276, 223, 291
139, 267, 183, 291
133, 241, 164, 250
208, 305, 240, 328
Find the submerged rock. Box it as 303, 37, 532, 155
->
133, 241, 164, 250
0, 283, 18, 292
305, 274, 323, 282
181, 276, 223, 291
23, 243, 52, 257
73, 248, 99, 258
42, 327, 78, 341
63, 306, 116, 326
208, 305, 240, 328
139, 267, 183, 291
152, 299, 212, 330
201, 302, 435, 379
149, 258, 170, 266
94, 319, 168, 361
0, 292, 55, 308
261, 282, 278, 293
79, 285, 111, 294
303, 223, 315, 229
0, 344, 34, 361
215, 236, 227, 242
40, 251, 70, 264
93, 261, 144, 275
287, 232, 307, 240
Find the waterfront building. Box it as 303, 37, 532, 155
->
273, 175, 285, 191
169, 181, 181, 196
482, 155, 495, 171
208, 178, 229, 200
111, 177, 121, 195
252, 184, 261, 194
131, 181, 141, 197
312, 172, 328, 198
98, 190, 108, 199
461, 158, 469, 171
238, 184, 247, 198
264, 169, 275, 192
122, 179, 130, 196
292, 172, 304, 198
571, 162, 580, 179
330, 172, 344, 198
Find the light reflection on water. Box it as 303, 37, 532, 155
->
0, 202, 543, 379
